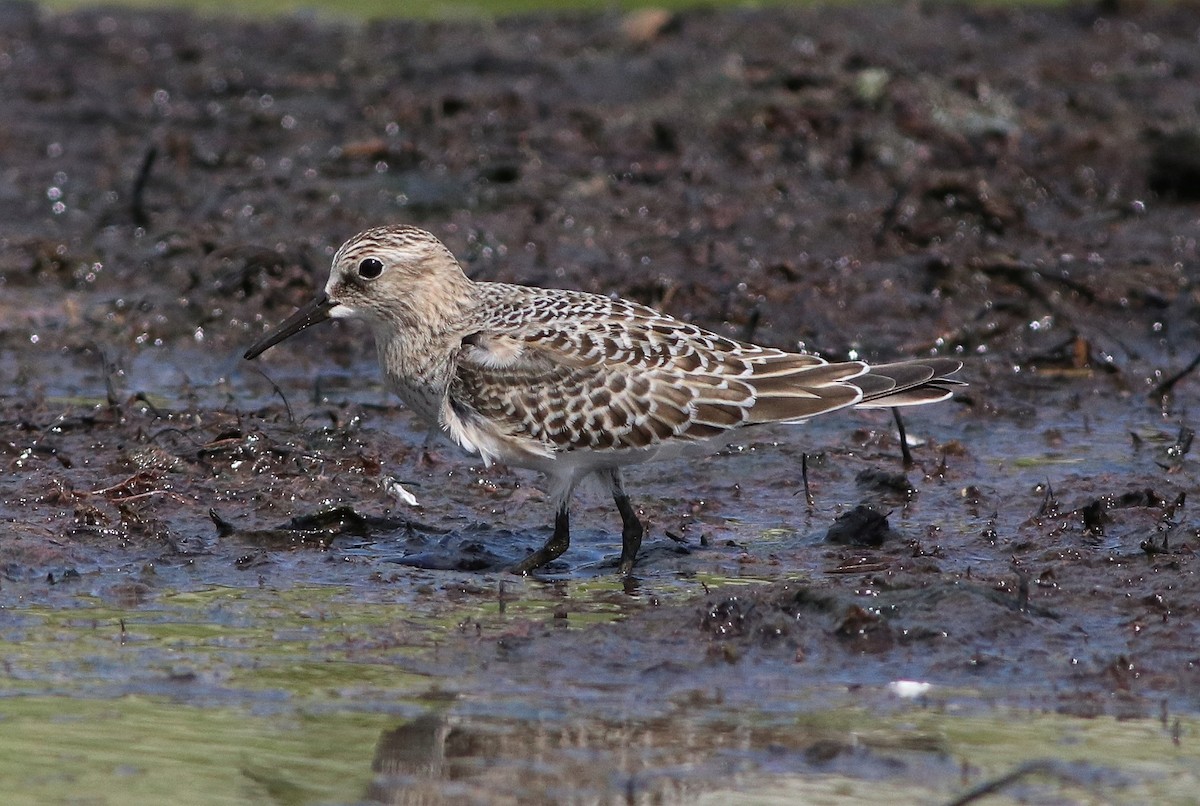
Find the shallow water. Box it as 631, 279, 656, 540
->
4, 576, 1198, 805
3, 580, 1198, 804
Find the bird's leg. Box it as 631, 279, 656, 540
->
609, 468, 644, 575
510, 505, 570, 574
417, 428, 445, 467
892, 407, 914, 468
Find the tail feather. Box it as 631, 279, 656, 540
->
853, 358, 964, 409
743, 357, 963, 424
745, 361, 867, 424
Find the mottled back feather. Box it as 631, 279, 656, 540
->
448, 284, 959, 455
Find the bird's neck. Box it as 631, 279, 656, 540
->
368, 268, 507, 427
369, 278, 481, 412
372, 326, 455, 424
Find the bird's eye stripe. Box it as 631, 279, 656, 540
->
359, 258, 384, 279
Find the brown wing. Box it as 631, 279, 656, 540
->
451, 356, 737, 450
449, 286, 871, 452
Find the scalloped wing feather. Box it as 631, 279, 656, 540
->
449, 286, 895, 453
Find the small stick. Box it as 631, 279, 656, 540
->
252, 367, 294, 424
1150, 351, 1200, 402
1013, 564, 1030, 612
946, 760, 1064, 806
131, 143, 158, 227
96, 346, 119, 410
108, 489, 187, 504
801, 452, 815, 509
1035, 481, 1055, 519
133, 392, 165, 418
89, 472, 152, 496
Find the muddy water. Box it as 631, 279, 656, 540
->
3, 3, 1200, 803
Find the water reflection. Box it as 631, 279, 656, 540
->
367, 710, 709, 804
363, 699, 959, 805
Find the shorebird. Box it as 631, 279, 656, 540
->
244, 225, 962, 574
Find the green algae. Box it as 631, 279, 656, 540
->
701, 709, 1200, 805
0, 695, 397, 806
0, 578, 655, 703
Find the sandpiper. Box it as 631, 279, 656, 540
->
245, 225, 962, 574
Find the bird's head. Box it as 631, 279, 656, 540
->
244, 225, 470, 359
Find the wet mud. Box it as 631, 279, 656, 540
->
3, 1, 1200, 802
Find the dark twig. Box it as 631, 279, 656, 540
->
1012, 563, 1030, 612
1034, 481, 1056, 519
1150, 351, 1200, 402
96, 346, 119, 410
892, 407, 913, 468
251, 367, 294, 424
1167, 426, 1194, 461
133, 392, 165, 418
131, 143, 158, 227
801, 452, 814, 510
209, 508, 236, 537
945, 760, 1073, 806
1166, 491, 1186, 520
148, 426, 205, 448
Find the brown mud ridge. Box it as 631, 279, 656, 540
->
3, 0, 1200, 738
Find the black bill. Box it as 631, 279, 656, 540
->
243, 292, 335, 359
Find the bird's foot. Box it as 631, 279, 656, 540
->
617, 520, 644, 576
509, 509, 570, 575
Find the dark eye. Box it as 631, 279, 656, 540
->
358, 258, 384, 279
